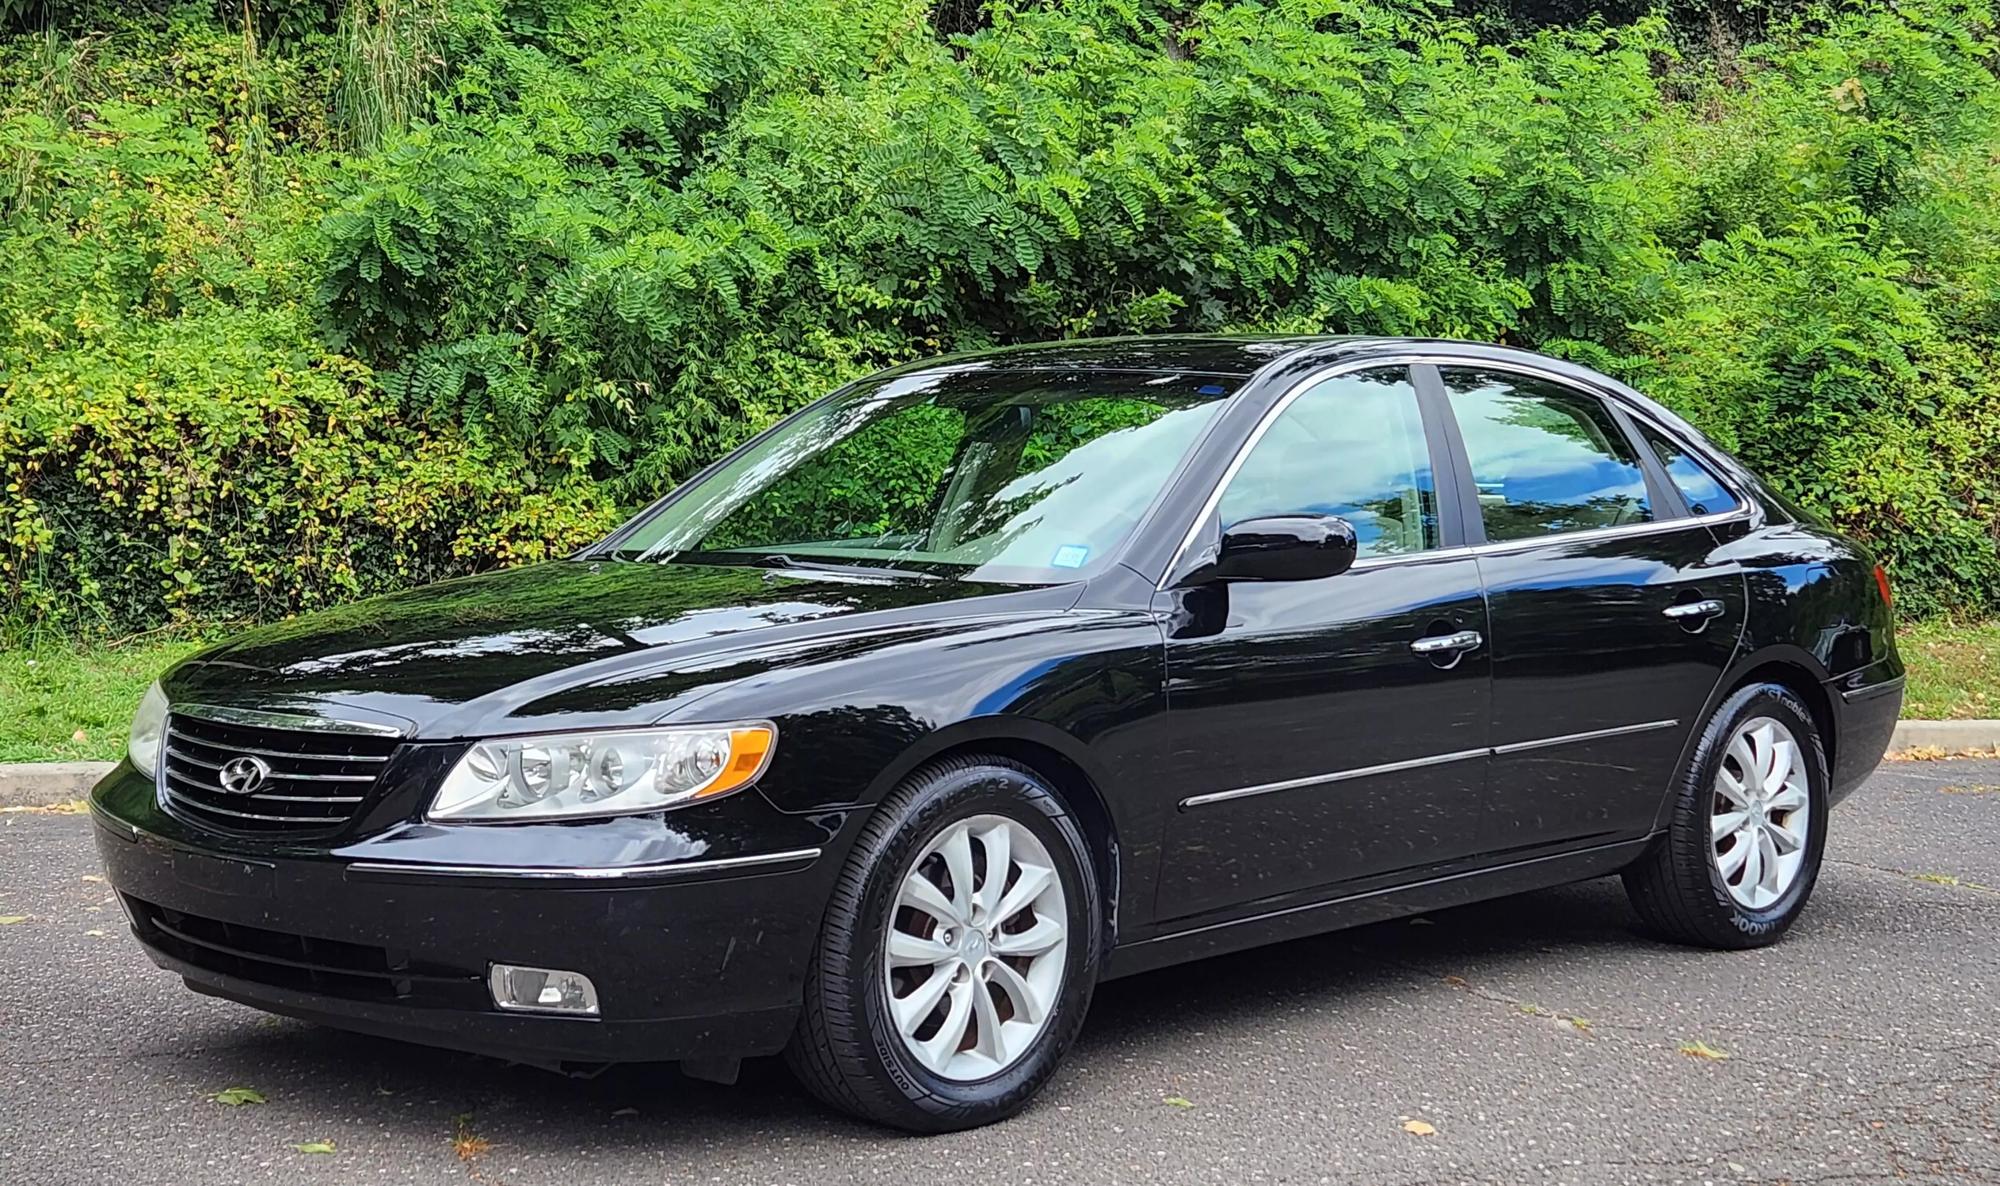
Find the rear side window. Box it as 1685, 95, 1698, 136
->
1442, 368, 1654, 542
1638, 424, 1740, 516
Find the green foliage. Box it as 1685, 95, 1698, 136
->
4, 0, 2000, 636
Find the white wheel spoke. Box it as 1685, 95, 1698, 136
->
1766, 817, 1805, 854
898, 870, 960, 927
969, 978, 1008, 1065
1764, 737, 1797, 794
991, 914, 1063, 958
1739, 826, 1765, 893
993, 862, 1055, 926
1716, 833, 1752, 878
892, 966, 954, 1036
1711, 810, 1750, 842
883, 813, 1070, 1083
1716, 766, 1750, 809
1767, 785, 1807, 814
1752, 722, 1779, 785
1755, 828, 1782, 892
887, 930, 953, 969
940, 825, 977, 923
915, 981, 975, 1073
1724, 737, 1757, 788
973, 821, 1012, 919
984, 958, 1049, 1026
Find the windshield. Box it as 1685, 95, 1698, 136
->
604, 367, 1237, 583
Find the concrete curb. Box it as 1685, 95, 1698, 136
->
1888, 719, 2000, 753
1, 722, 1997, 807
0, 762, 114, 807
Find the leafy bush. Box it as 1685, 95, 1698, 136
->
3, 0, 1999, 635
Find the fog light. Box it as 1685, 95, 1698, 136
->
488, 964, 600, 1016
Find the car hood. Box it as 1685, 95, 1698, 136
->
162, 560, 1079, 738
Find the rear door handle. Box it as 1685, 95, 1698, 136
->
1663, 599, 1725, 621
1410, 630, 1483, 656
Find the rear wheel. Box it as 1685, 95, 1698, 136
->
1623, 683, 1828, 949
786, 756, 1101, 1132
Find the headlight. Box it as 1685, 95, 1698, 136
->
428, 722, 776, 822
128, 681, 169, 778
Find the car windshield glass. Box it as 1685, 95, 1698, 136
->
604, 367, 1237, 583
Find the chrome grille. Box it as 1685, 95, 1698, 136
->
160, 712, 401, 833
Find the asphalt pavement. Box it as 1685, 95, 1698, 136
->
4, 759, 1997, 1185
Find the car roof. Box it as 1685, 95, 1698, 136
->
891, 334, 1737, 475
891, 334, 1596, 381
878, 335, 1370, 379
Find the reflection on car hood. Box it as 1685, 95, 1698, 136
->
161, 560, 1071, 736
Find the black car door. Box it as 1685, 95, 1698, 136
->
1150, 365, 1493, 925
1429, 364, 1747, 859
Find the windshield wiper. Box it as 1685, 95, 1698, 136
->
717, 552, 941, 581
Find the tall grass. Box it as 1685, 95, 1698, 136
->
334, 0, 443, 150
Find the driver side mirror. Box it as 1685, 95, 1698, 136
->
1208, 514, 1359, 583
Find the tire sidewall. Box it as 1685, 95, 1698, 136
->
847, 762, 1102, 1119
1683, 685, 1830, 939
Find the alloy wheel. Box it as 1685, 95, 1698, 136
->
883, 814, 1069, 1081
1711, 715, 1812, 910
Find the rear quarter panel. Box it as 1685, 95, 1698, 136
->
1705, 518, 1903, 800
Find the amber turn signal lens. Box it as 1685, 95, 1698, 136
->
699, 726, 776, 799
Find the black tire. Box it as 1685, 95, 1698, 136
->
784, 755, 1103, 1132
1623, 682, 1830, 949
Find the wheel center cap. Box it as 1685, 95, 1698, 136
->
962, 931, 988, 960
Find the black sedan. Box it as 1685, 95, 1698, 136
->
92, 336, 1905, 1132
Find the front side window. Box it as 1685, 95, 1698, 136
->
607, 368, 1233, 583
1443, 369, 1654, 542
1217, 368, 1440, 559
1638, 423, 1740, 516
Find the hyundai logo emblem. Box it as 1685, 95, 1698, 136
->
217, 755, 272, 795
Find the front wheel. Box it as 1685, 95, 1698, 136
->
1623, 683, 1829, 949
785, 755, 1102, 1132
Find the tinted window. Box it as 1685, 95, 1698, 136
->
611, 370, 1232, 583
1443, 369, 1653, 542
1218, 368, 1440, 559
1639, 423, 1740, 516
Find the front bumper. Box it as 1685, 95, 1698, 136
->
91, 762, 847, 1065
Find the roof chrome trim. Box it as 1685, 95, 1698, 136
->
1156, 352, 1758, 589
175, 702, 410, 738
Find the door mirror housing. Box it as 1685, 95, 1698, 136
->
1208, 514, 1359, 583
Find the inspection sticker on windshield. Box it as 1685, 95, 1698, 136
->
1051, 545, 1090, 569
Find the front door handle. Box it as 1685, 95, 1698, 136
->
1410, 630, 1483, 656
1663, 599, 1725, 621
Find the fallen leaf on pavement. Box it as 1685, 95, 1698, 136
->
212, 1087, 267, 1106
0, 916, 27, 925
294, 1141, 335, 1154
452, 1114, 490, 1161
1679, 1040, 1730, 1061
1, 800, 87, 815
1402, 1119, 1437, 1136
1162, 1096, 1194, 1109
